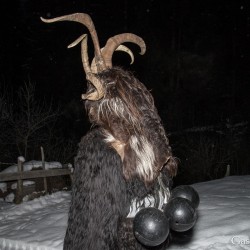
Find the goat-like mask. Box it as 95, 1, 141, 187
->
41, 13, 177, 184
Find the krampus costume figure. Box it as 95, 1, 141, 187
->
42, 13, 177, 250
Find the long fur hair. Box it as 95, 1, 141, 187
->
62, 67, 177, 249
85, 67, 177, 184
41, 12, 177, 250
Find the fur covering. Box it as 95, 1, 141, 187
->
64, 128, 171, 249
42, 12, 177, 250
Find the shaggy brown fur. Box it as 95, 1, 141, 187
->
85, 67, 177, 184
41, 12, 177, 250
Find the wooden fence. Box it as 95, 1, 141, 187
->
0, 157, 73, 204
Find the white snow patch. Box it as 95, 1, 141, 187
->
0, 182, 7, 193
17, 156, 25, 163
0, 176, 249, 249
11, 181, 35, 190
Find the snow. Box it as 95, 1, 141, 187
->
0, 191, 70, 250
0, 183, 7, 193
17, 156, 25, 163
0, 175, 250, 250
168, 176, 250, 250
11, 181, 35, 190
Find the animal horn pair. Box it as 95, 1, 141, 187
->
41, 13, 146, 101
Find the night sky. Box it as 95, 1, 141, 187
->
0, 1, 249, 160
0, 0, 250, 181
1, 0, 250, 130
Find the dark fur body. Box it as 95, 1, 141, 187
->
64, 67, 177, 249
41, 12, 177, 249
64, 129, 170, 249
64, 129, 127, 249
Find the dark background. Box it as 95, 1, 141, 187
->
0, 0, 250, 184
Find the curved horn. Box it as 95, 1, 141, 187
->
101, 33, 146, 68
68, 34, 91, 74
117, 45, 135, 64
90, 45, 135, 73
68, 34, 105, 100
41, 13, 106, 72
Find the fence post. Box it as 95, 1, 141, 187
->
41, 147, 48, 193
15, 156, 24, 204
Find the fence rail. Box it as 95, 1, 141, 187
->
0, 168, 72, 182
0, 157, 73, 204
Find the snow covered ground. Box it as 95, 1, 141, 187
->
168, 176, 250, 250
0, 175, 250, 250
